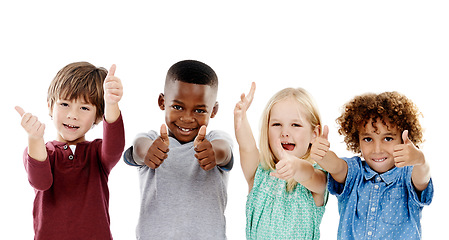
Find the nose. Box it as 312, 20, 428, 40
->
373, 141, 382, 153
180, 112, 194, 123
281, 127, 289, 138
67, 108, 78, 120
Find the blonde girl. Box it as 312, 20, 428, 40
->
234, 82, 328, 240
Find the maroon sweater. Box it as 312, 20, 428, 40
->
23, 114, 125, 240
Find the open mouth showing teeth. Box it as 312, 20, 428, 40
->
178, 126, 195, 132
372, 157, 387, 162
282, 143, 295, 151
63, 124, 79, 129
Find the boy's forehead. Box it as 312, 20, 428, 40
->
165, 80, 217, 98
360, 117, 398, 134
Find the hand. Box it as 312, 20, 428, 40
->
15, 106, 45, 140
310, 125, 330, 163
144, 124, 170, 169
234, 82, 255, 131
270, 139, 301, 181
194, 125, 216, 171
394, 130, 425, 168
104, 64, 123, 105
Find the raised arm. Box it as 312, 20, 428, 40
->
234, 82, 259, 191
310, 125, 348, 184
193, 125, 232, 171
132, 124, 170, 168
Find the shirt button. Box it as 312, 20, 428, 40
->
376, 177, 381, 181
68, 155, 74, 160
371, 207, 376, 212
63, 145, 68, 150
374, 185, 379, 189
368, 231, 373, 236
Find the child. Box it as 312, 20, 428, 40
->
16, 62, 125, 240
311, 91, 433, 239
123, 60, 233, 239
234, 83, 328, 239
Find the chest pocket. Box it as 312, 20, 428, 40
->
380, 186, 409, 225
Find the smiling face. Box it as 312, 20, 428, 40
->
268, 98, 318, 161
159, 80, 218, 144
50, 98, 99, 145
359, 118, 402, 173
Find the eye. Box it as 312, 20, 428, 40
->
194, 109, 207, 114
81, 106, 90, 111
60, 102, 69, 107
271, 123, 281, 127
292, 123, 302, 127
384, 137, 394, 142
363, 137, 373, 143
172, 105, 183, 111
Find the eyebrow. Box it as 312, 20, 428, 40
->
171, 100, 208, 108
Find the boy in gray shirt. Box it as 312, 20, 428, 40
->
124, 60, 233, 239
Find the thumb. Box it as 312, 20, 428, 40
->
160, 124, 169, 145
15, 106, 26, 117
194, 125, 207, 147
402, 130, 411, 144
273, 138, 287, 161
107, 64, 116, 77
322, 125, 329, 140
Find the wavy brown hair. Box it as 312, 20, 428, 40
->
336, 91, 423, 154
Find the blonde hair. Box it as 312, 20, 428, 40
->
259, 87, 322, 192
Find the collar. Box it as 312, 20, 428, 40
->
362, 161, 400, 185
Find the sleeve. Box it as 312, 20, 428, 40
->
404, 166, 434, 206
23, 147, 53, 191
207, 130, 234, 171
101, 113, 125, 174
123, 130, 158, 167
328, 156, 360, 199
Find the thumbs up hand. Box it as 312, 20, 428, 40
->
104, 64, 123, 105
15, 106, 45, 140
393, 130, 425, 168
310, 125, 330, 163
194, 125, 216, 171
270, 139, 302, 181
144, 124, 170, 169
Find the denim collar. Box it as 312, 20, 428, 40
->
361, 160, 400, 185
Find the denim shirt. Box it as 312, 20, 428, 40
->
328, 156, 433, 240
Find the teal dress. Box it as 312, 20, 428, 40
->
246, 164, 327, 240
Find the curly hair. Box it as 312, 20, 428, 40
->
336, 92, 423, 154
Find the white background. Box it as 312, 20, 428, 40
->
1, 1, 448, 239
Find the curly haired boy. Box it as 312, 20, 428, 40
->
310, 91, 433, 239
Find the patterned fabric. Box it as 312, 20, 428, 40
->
246, 164, 327, 240
328, 156, 433, 239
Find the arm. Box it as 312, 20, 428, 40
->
194, 126, 232, 171
394, 130, 431, 191
16, 106, 52, 190
15, 106, 47, 161
133, 125, 170, 168
234, 82, 259, 191
270, 139, 327, 205
310, 125, 348, 184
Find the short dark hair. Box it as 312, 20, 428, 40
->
165, 60, 218, 88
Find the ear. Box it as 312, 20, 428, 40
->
48, 102, 53, 118
210, 101, 219, 118
311, 125, 320, 143
158, 93, 165, 110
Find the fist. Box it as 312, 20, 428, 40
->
104, 64, 123, 105
194, 125, 216, 171
15, 106, 45, 140
144, 124, 170, 169
310, 125, 330, 163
